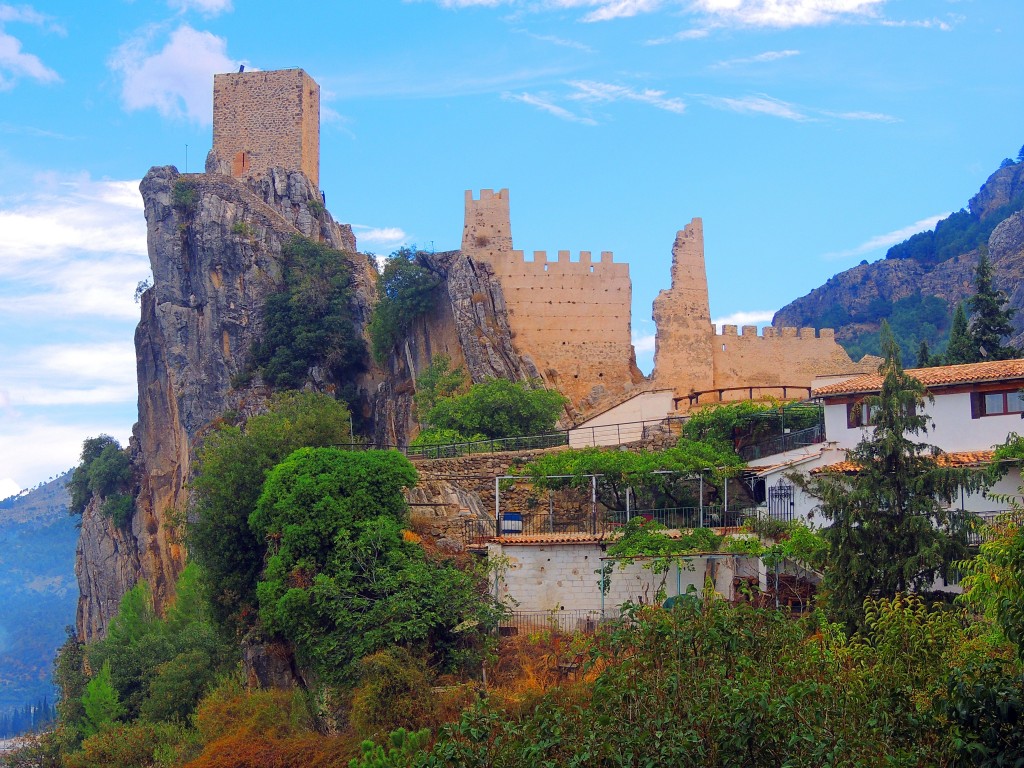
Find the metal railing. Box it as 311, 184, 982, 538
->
499, 609, 619, 635
567, 417, 685, 448
964, 509, 1021, 546
405, 432, 569, 460
607, 506, 751, 529
738, 424, 825, 461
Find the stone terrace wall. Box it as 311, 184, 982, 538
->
462, 189, 642, 411
210, 69, 320, 188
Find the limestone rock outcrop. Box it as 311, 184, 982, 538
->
76, 165, 375, 641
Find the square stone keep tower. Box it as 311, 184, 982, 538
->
211, 68, 320, 188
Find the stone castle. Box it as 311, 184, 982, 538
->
207, 67, 873, 417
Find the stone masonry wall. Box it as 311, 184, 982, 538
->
461, 189, 642, 411
211, 69, 320, 188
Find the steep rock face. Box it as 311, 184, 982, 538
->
76, 165, 376, 641
372, 250, 541, 446
775, 165, 1024, 351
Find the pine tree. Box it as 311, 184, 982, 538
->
968, 249, 1019, 360
79, 660, 124, 737
916, 339, 931, 368
943, 303, 975, 364
796, 322, 986, 631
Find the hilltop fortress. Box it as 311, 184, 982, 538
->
205, 67, 873, 418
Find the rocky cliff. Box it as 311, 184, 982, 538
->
75, 166, 374, 641
76, 167, 538, 640
775, 162, 1024, 356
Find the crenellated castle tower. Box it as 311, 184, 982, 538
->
462, 189, 644, 408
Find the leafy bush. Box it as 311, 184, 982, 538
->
369, 249, 442, 363
189, 392, 352, 629
251, 447, 498, 685
66, 435, 134, 524
414, 356, 467, 421
249, 236, 366, 389
351, 649, 437, 740
425, 378, 566, 440
171, 179, 198, 214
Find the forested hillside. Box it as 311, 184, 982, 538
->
0, 473, 77, 735
775, 154, 1024, 361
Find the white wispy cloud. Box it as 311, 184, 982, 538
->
700, 93, 897, 123
3, 342, 138, 407
567, 80, 686, 114
823, 214, 949, 261
503, 91, 598, 125
0, 3, 60, 90
0, 176, 148, 319
701, 94, 809, 121
880, 15, 959, 31
711, 310, 776, 330
690, 0, 886, 28
515, 28, 594, 52
578, 0, 663, 22
712, 49, 800, 68
109, 24, 242, 124
645, 28, 711, 45
632, 333, 656, 353
352, 225, 410, 251
168, 0, 234, 16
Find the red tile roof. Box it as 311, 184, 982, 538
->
813, 359, 1024, 397
811, 450, 996, 475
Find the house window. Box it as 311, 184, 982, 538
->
846, 401, 880, 428
971, 390, 1024, 418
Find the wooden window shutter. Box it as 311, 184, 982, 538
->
847, 401, 858, 429
969, 392, 982, 419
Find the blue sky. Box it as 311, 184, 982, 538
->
1, 0, 1022, 494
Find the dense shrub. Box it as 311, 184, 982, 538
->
189, 392, 352, 629
426, 378, 566, 440
369, 249, 441, 363
250, 236, 366, 389
66, 435, 134, 525
350, 649, 437, 740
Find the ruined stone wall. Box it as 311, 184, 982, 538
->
211, 69, 320, 188
651, 219, 715, 397
710, 325, 875, 395
652, 218, 872, 407
461, 189, 641, 410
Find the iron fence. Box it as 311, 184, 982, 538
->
568, 417, 685, 448
738, 424, 825, 461
498, 609, 619, 635
405, 432, 569, 460
606, 506, 752, 529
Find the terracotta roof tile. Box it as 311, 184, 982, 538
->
813, 359, 1024, 397
811, 450, 996, 475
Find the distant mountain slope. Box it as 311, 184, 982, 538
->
775, 161, 1024, 361
0, 472, 78, 718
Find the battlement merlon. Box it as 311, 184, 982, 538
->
711, 325, 838, 340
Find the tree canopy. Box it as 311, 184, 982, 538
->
423, 377, 566, 441
188, 391, 353, 629
369, 248, 442, 363
967, 249, 1019, 361
795, 322, 988, 630
250, 447, 496, 684
250, 236, 366, 390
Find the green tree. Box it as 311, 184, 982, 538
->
425, 378, 566, 440
79, 661, 124, 738
916, 339, 931, 368
67, 436, 131, 516
369, 248, 442, 363
944, 302, 974, 365
250, 236, 366, 389
189, 392, 352, 629
968, 249, 1019, 361
414, 355, 467, 423
795, 322, 987, 631
958, 489, 1024, 657
250, 448, 496, 684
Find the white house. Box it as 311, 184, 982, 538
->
753, 358, 1024, 527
